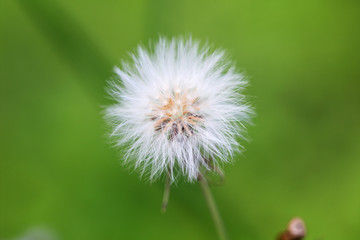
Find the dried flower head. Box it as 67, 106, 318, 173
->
105, 37, 252, 182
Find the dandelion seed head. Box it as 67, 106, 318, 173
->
105, 37, 253, 182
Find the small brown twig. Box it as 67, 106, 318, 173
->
278, 217, 306, 240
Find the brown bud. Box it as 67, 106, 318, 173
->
278, 217, 306, 240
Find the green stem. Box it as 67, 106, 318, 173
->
198, 174, 228, 240
161, 172, 171, 213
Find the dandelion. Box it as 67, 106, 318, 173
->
106, 37, 252, 181
105, 37, 253, 240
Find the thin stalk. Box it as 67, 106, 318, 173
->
161, 172, 171, 213
198, 174, 228, 240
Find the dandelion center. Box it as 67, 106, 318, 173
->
150, 89, 203, 138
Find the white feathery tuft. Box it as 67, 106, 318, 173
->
105, 37, 253, 182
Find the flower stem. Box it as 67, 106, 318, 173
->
198, 174, 228, 240
161, 172, 171, 213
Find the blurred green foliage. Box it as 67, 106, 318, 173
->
1, 0, 359, 239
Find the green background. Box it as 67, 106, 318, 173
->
1, 0, 359, 239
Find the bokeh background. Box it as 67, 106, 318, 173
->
1, 0, 359, 239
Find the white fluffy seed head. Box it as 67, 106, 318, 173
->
105, 37, 253, 182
